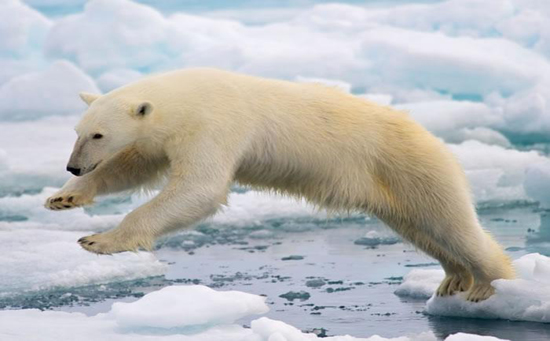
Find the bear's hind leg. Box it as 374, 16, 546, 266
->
464, 230, 514, 302
387, 221, 474, 297
379, 213, 503, 301
431, 224, 514, 302
396, 225, 473, 296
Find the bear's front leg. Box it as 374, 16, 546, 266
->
45, 176, 96, 210
77, 148, 233, 254
78, 211, 156, 254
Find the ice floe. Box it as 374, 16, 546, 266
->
395, 253, 550, 323
0, 284, 510, 341
0, 60, 99, 120
2, 0, 550, 138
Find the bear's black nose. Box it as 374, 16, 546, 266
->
67, 166, 81, 176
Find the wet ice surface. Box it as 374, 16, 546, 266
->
2, 196, 549, 340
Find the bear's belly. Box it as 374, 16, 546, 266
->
233, 156, 379, 212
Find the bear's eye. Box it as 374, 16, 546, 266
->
92, 133, 103, 140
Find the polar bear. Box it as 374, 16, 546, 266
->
45, 68, 513, 301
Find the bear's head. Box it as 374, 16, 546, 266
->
66, 92, 154, 176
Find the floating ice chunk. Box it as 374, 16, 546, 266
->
0, 58, 44, 89
0, 149, 8, 172
445, 333, 509, 341
22, 0, 87, 8
0, 284, 508, 341
359, 93, 393, 106
354, 230, 400, 247
0, 191, 162, 295
167, 12, 246, 65
488, 82, 550, 136
510, 253, 550, 283
396, 100, 504, 142
212, 191, 322, 226
0, 0, 51, 56
0, 308, 255, 341
0, 116, 77, 194
0, 227, 165, 295
295, 76, 352, 93
0, 60, 99, 120
358, 26, 549, 97
0, 188, 125, 231
396, 253, 550, 323
45, 0, 168, 74
249, 229, 276, 239
111, 285, 269, 329
361, 0, 515, 38
449, 140, 549, 203
444, 128, 510, 147
354, 0, 549, 61
251, 317, 441, 340
96, 68, 143, 92
524, 160, 550, 208
394, 269, 444, 299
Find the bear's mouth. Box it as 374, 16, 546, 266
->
80, 160, 102, 176
88, 161, 102, 173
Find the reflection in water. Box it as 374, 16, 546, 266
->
429, 315, 550, 341
526, 212, 550, 256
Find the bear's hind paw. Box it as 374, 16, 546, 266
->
466, 282, 495, 302
436, 273, 473, 297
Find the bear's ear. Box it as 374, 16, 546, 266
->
135, 102, 154, 118
79, 92, 101, 106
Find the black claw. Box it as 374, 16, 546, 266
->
68, 196, 74, 203
78, 237, 87, 243
63, 205, 72, 208
54, 197, 63, 202
88, 242, 95, 246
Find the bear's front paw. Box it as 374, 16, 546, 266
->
78, 232, 154, 255
45, 192, 92, 211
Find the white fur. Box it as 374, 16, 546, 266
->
45, 68, 514, 301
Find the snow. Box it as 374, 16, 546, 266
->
212, 191, 321, 226
295, 76, 352, 93
0, 116, 77, 194
1, 0, 550, 339
2, 0, 550, 137
0, 284, 509, 341
0, 220, 165, 295
394, 269, 444, 299
445, 334, 508, 341
395, 253, 550, 323
524, 160, 550, 209
111, 285, 269, 329
358, 27, 547, 97
0, 60, 99, 120
449, 141, 549, 203
0, 0, 51, 56
45, 0, 169, 75
96, 68, 143, 92
395, 101, 507, 145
